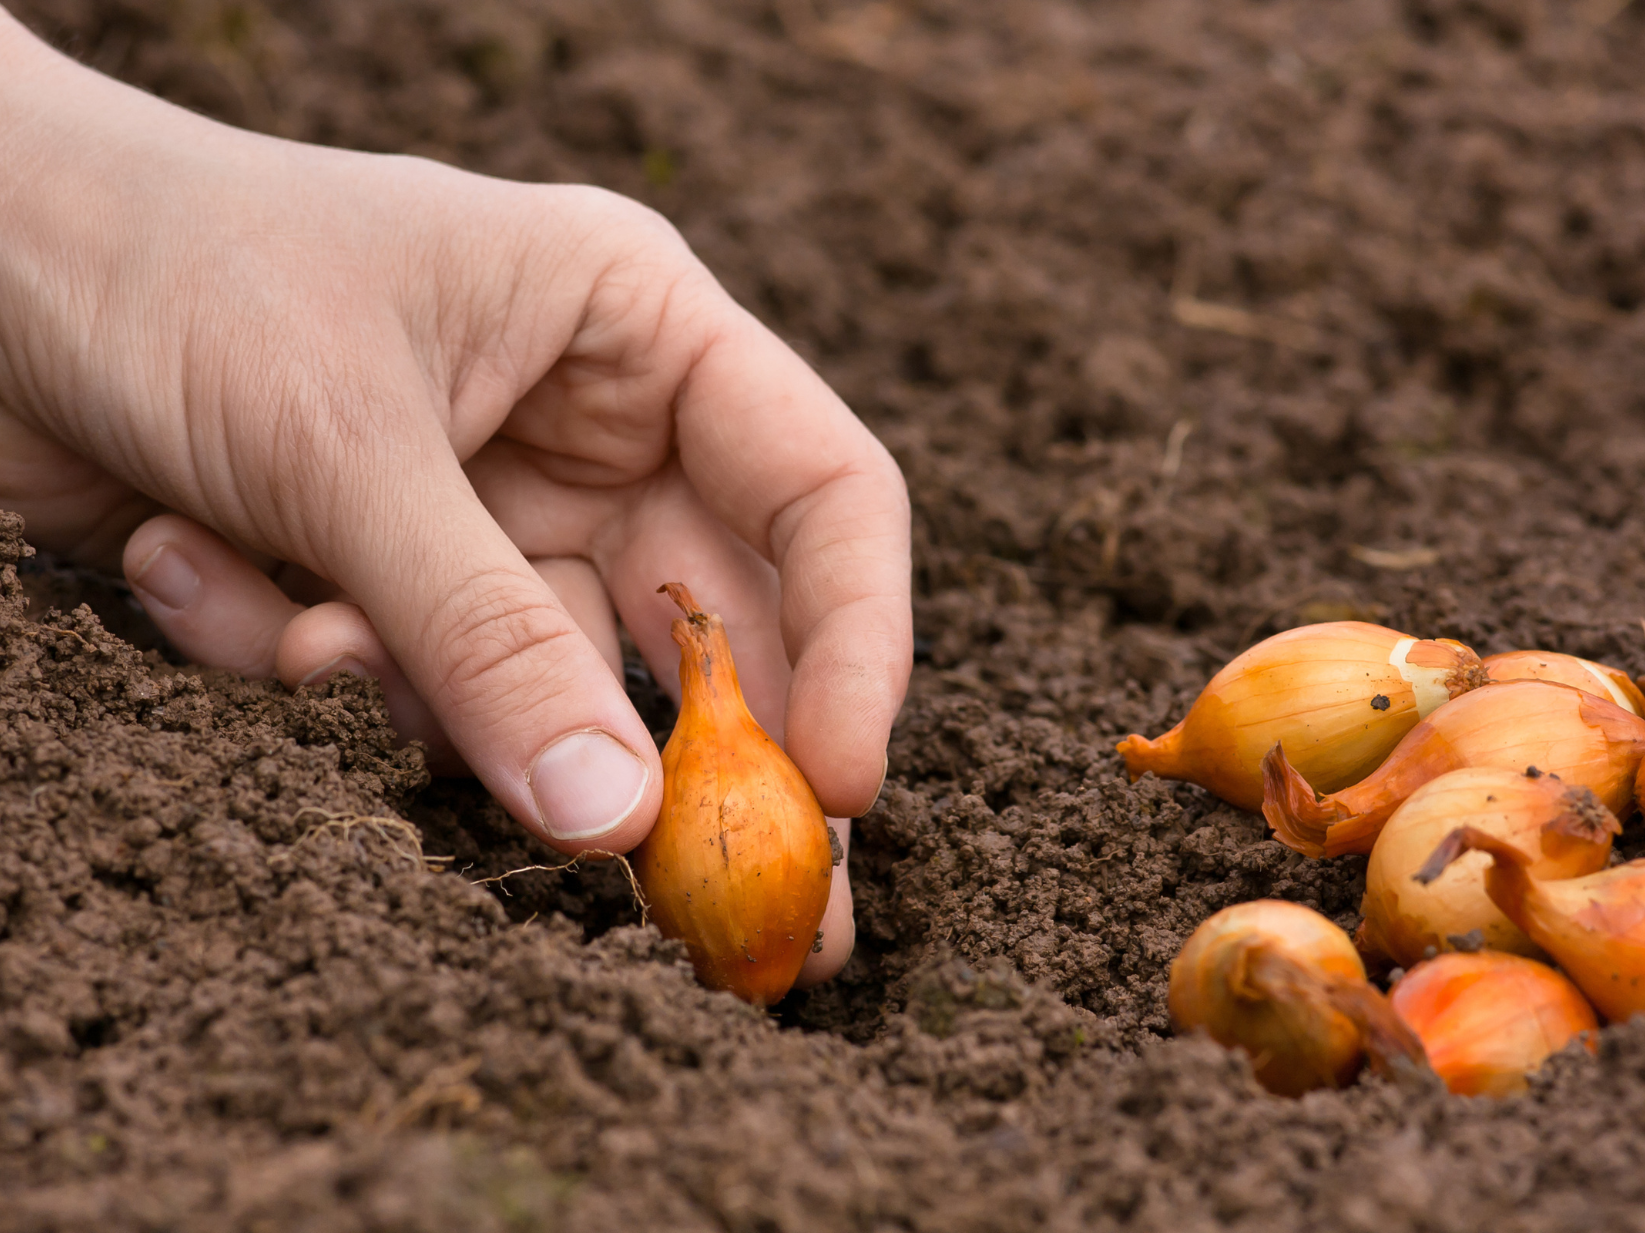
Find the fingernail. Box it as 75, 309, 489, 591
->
529, 729, 649, 842
298, 655, 369, 688
874, 753, 889, 803
132, 545, 200, 612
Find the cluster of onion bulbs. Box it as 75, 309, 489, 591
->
1123, 622, 1645, 1097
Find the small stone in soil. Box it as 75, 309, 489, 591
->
1446, 929, 1485, 953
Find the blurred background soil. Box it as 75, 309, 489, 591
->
7, 0, 1645, 1228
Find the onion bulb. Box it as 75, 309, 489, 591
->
1169, 900, 1426, 1096
1389, 951, 1597, 1096
1262, 680, 1645, 858
632, 584, 834, 1007
1484, 650, 1645, 716
1416, 828, 1645, 1023
1358, 767, 1619, 967
1117, 622, 1487, 811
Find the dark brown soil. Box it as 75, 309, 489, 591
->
9, 0, 1645, 1228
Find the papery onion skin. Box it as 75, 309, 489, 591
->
1484, 650, 1645, 717
1358, 768, 1618, 968
632, 584, 833, 1008
1263, 680, 1645, 858
1170, 900, 1426, 1097
1389, 951, 1597, 1097
1117, 622, 1487, 812
1417, 827, 1645, 1023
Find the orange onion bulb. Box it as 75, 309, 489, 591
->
1484, 650, 1645, 716
1358, 767, 1618, 967
1416, 828, 1645, 1024
1389, 951, 1597, 1096
1169, 900, 1426, 1096
632, 584, 834, 1007
1262, 680, 1645, 858
1117, 622, 1486, 812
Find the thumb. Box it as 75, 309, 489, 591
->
327, 454, 661, 854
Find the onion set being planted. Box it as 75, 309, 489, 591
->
1117, 622, 1487, 812
632, 584, 835, 1008
1169, 900, 1426, 1096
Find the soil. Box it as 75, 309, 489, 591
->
8, 0, 1645, 1228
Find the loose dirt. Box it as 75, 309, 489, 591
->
8, 0, 1645, 1228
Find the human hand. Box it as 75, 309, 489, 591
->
0, 11, 910, 984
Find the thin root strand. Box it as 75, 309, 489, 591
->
471, 850, 650, 926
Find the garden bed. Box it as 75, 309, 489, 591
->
7, 0, 1645, 1227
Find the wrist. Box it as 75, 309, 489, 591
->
0, 16, 194, 435
0, 12, 78, 424
0, 5, 47, 63
0, 9, 64, 182
0, 10, 78, 139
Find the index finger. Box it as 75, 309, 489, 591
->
670, 284, 911, 817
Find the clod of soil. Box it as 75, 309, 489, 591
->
9, 0, 1645, 1228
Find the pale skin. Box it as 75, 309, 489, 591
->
0, 8, 911, 986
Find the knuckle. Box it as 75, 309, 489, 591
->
871, 444, 913, 509
432, 571, 582, 702
568, 185, 685, 247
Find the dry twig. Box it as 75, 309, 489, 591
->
1349, 545, 1441, 570
1171, 296, 1323, 351
361, 1057, 484, 1132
